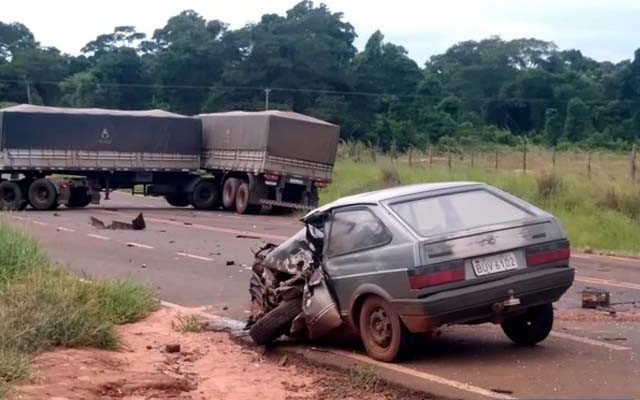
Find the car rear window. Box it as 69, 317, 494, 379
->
390, 189, 532, 237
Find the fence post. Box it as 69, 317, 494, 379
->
371, 146, 376, 162
552, 147, 556, 169
522, 138, 528, 173
447, 149, 452, 170
428, 146, 433, 167
587, 151, 592, 180
632, 145, 638, 183
470, 150, 475, 168
494, 149, 499, 171
408, 147, 413, 167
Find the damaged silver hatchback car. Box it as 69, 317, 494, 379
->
247, 182, 575, 362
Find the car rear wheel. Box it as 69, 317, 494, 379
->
28, 178, 58, 210
358, 296, 413, 362
249, 298, 302, 346
501, 303, 553, 346
222, 178, 240, 210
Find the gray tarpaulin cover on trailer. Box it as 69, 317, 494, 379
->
197, 110, 340, 165
0, 104, 201, 154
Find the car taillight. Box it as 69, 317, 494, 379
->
314, 180, 328, 188
526, 240, 570, 267
264, 173, 279, 182
408, 261, 465, 290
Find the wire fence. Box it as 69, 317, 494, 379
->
338, 142, 639, 184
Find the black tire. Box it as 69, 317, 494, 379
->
189, 180, 219, 210
249, 299, 302, 346
165, 193, 190, 207
67, 193, 92, 208
501, 303, 554, 346
222, 178, 240, 210
359, 296, 414, 362
235, 182, 261, 214
28, 178, 58, 210
0, 181, 23, 211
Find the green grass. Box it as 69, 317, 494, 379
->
321, 157, 640, 255
172, 314, 204, 333
0, 222, 158, 396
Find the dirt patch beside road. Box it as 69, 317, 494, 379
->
14, 308, 432, 400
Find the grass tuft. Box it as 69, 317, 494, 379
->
348, 367, 380, 391
172, 314, 204, 333
536, 171, 563, 199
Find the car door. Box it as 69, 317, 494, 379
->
323, 205, 414, 316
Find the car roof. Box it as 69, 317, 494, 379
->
304, 181, 486, 221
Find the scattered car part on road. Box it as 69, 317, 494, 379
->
581, 287, 611, 308
90, 213, 146, 230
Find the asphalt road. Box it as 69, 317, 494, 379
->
3, 191, 640, 399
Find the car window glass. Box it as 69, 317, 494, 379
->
391, 190, 531, 237
328, 208, 390, 256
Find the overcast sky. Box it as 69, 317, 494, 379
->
3, 0, 639, 64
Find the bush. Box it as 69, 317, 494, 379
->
379, 161, 401, 188
596, 187, 640, 219
536, 171, 563, 199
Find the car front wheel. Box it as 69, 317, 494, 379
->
501, 303, 553, 346
358, 296, 413, 362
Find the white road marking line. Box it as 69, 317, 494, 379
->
32, 220, 47, 226
125, 242, 154, 249
550, 331, 630, 351
576, 275, 640, 291
331, 350, 516, 399
177, 252, 214, 262
56, 227, 75, 232
87, 233, 110, 240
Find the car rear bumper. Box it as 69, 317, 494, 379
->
391, 267, 575, 333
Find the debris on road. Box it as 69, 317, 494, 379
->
141, 263, 147, 269
582, 287, 610, 309
226, 260, 235, 266
236, 234, 260, 239
278, 354, 289, 368
90, 213, 146, 230
165, 343, 181, 353
491, 388, 514, 395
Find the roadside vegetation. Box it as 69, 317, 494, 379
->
0, 222, 157, 397
321, 145, 640, 256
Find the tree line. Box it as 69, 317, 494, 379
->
1, 1, 639, 151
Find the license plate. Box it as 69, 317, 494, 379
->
289, 178, 304, 185
472, 252, 519, 276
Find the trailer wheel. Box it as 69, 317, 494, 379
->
222, 178, 240, 210
235, 182, 261, 214
28, 178, 58, 211
189, 180, 219, 210
165, 193, 190, 207
0, 181, 24, 211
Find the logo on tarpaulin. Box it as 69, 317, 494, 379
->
99, 128, 112, 144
